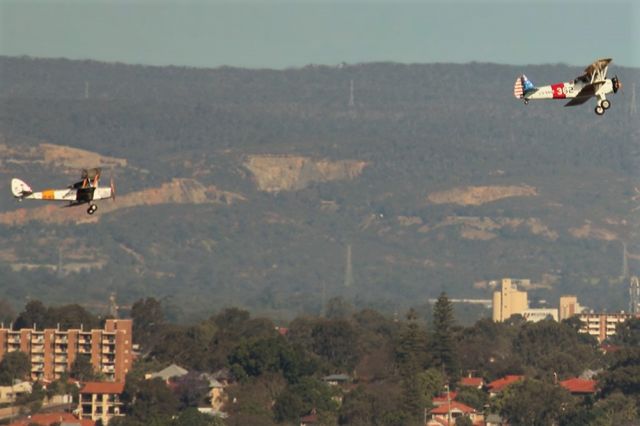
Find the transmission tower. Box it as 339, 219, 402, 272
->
622, 241, 629, 279
108, 292, 119, 318
630, 276, 640, 314
348, 79, 355, 108
344, 244, 354, 288
630, 82, 637, 116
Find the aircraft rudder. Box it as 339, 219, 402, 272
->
513, 74, 535, 99
11, 178, 32, 198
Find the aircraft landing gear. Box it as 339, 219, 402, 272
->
595, 105, 605, 115
87, 204, 98, 215
523, 99, 529, 105
601, 99, 611, 110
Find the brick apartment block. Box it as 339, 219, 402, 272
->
0, 319, 133, 382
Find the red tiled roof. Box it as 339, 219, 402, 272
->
460, 377, 484, 387
300, 412, 318, 424
81, 381, 125, 394
487, 375, 524, 392
560, 378, 597, 394
432, 391, 457, 404
9, 412, 94, 426
430, 401, 477, 415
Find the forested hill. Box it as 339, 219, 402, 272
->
0, 56, 639, 322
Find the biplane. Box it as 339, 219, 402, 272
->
514, 58, 622, 115
11, 168, 115, 215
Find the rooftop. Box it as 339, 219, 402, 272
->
81, 381, 125, 394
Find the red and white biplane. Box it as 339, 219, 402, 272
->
11, 168, 115, 215
514, 58, 622, 115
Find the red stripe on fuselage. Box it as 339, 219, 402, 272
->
551, 83, 566, 99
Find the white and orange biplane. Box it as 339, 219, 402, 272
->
514, 58, 622, 115
11, 168, 115, 215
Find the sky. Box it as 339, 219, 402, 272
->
0, 0, 638, 70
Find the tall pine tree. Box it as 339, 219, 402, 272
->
397, 308, 428, 425
431, 292, 460, 385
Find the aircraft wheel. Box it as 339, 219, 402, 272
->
523, 99, 529, 105
87, 204, 97, 215
595, 105, 605, 116
601, 99, 611, 110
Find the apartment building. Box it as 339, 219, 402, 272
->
78, 381, 125, 425
0, 319, 132, 382
577, 312, 640, 342
492, 278, 529, 322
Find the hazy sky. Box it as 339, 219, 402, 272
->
1, 0, 638, 69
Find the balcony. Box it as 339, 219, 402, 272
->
31, 365, 44, 372
102, 346, 114, 354
101, 365, 115, 373
31, 337, 44, 344
54, 356, 68, 363
7, 336, 20, 344
31, 355, 44, 362
54, 365, 66, 373
55, 336, 68, 344
54, 345, 68, 354
101, 356, 115, 364
31, 344, 44, 353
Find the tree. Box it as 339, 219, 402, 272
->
273, 377, 337, 423
0, 351, 30, 384
125, 378, 179, 423
311, 319, 359, 370
455, 386, 488, 411
513, 320, 599, 379
172, 372, 210, 409
131, 297, 165, 350
612, 318, 640, 346
598, 347, 640, 397
431, 293, 459, 381
396, 309, 429, 425
591, 391, 639, 424
70, 354, 98, 382
498, 379, 573, 426
455, 416, 473, 426
14, 300, 48, 329
325, 297, 354, 319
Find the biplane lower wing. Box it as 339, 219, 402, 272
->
564, 97, 592, 107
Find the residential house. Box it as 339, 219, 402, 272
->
300, 408, 318, 426
78, 381, 125, 425
459, 376, 484, 389
560, 378, 597, 395
486, 375, 524, 397
322, 374, 350, 386
428, 401, 484, 425
0, 381, 32, 404
147, 363, 189, 383
9, 412, 94, 426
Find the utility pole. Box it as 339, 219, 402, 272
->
630, 82, 637, 116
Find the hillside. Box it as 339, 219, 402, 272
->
0, 56, 639, 322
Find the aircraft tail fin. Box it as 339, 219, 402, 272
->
513, 74, 535, 99
11, 178, 32, 198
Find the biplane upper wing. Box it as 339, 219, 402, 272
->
584, 58, 612, 76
